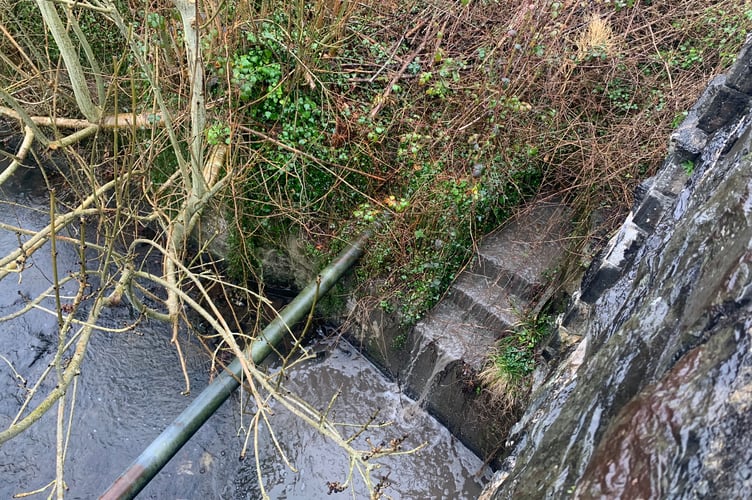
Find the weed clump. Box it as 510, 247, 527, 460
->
479, 315, 552, 409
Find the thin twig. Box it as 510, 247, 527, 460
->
369, 23, 433, 119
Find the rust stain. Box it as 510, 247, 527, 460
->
99, 464, 148, 500
575, 346, 705, 499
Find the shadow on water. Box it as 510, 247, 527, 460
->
0, 164, 489, 499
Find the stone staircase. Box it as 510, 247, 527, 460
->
349, 200, 572, 463
415, 202, 570, 365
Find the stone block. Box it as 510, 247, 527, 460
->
632, 176, 654, 209
651, 157, 690, 198
602, 219, 645, 269
580, 219, 645, 304
669, 112, 707, 159
632, 191, 671, 233
726, 36, 752, 95
580, 262, 621, 304
696, 80, 751, 133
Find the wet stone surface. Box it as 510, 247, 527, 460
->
482, 38, 752, 499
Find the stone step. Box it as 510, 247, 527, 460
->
398, 305, 508, 460
473, 201, 571, 302
348, 199, 573, 464
413, 299, 503, 365
403, 298, 501, 405
467, 253, 537, 302
449, 273, 520, 332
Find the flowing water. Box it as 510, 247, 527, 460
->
0, 165, 490, 499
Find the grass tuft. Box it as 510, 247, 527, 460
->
479, 314, 552, 409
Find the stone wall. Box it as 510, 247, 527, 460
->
571, 33, 752, 308
481, 33, 752, 499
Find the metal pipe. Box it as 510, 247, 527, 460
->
100, 229, 371, 499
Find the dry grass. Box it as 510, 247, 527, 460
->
478, 361, 531, 413
575, 14, 617, 62
317, 0, 750, 322
315, 0, 751, 404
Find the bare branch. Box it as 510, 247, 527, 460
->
0, 125, 34, 186
34, 0, 100, 121
0, 107, 164, 129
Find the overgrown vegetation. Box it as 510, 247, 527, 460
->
213, 0, 746, 406
479, 314, 553, 410
203, 0, 751, 329
0, 0, 750, 494
218, 0, 749, 404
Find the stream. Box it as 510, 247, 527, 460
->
0, 164, 490, 499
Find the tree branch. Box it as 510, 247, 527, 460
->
35, 0, 101, 122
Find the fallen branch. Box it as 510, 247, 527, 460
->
48, 125, 98, 150
0, 107, 164, 129
0, 125, 34, 185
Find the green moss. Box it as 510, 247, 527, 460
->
391, 332, 408, 350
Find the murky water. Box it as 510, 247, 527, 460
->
0, 164, 489, 499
